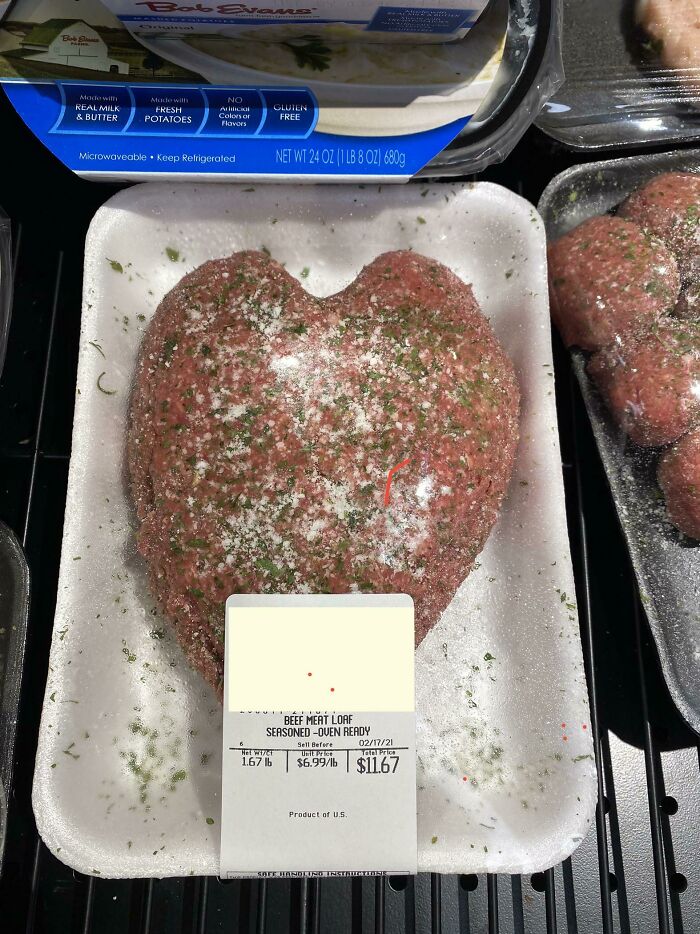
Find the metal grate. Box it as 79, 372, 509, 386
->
0, 96, 699, 931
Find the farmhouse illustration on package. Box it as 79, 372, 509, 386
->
21, 19, 129, 75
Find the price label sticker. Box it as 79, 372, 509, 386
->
220, 594, 417, 878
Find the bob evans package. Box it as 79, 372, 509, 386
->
0, 0, 506, 181
100, 1, 492, 43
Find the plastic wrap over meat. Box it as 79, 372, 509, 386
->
541, 152, 700, 736
547, 170, 700, 539
536, 0, 700, 149
127, 250, 520, 699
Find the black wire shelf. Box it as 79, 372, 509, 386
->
0, 96, 699, 933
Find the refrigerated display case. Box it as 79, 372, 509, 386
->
0, 2, 700, 916
1, 18, 700, 934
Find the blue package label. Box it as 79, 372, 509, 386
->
48, 82, 316, 140
367, 6, 476, 34
201, 88, 264, 136
2, 79, 471, 180
55, 84, 133, 134
128, 86, 207, 135
258, 89, 316, 138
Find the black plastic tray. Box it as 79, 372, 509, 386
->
0, 521, 29, 868
538, 150, 700, 736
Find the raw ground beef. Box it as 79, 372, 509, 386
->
619, 172, 700, 282
636, 1, 700, 84
587, 319, 700, 448
128, 250, 520, 699
547, 215, 679, 351
658, 428, 700, 540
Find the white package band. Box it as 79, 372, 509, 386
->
101, 1, 491, 43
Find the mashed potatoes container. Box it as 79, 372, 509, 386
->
539, 150, 700, 736
536, 0, 700, 149
101, 0, 492, 43
0, 0, 561, 180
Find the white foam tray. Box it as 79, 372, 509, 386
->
33, 182, 596, 878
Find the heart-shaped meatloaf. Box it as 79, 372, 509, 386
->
128, 251, 520, 699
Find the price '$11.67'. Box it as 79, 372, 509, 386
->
356, 754, 400, 775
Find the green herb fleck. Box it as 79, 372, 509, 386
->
282, 36, 332, 72
107, 258, 123, 273
256, 557, 282, 577
165, 247, 180, 263
97, 372, 117, 396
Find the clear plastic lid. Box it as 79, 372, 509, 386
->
536, 0, 700, 150
425, 0, 563, 175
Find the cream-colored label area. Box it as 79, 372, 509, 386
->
221, 594, 417, 877
227, 596, 414, 712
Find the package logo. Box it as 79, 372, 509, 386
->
134, 3, 317, 13
62, 35, 100, 46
